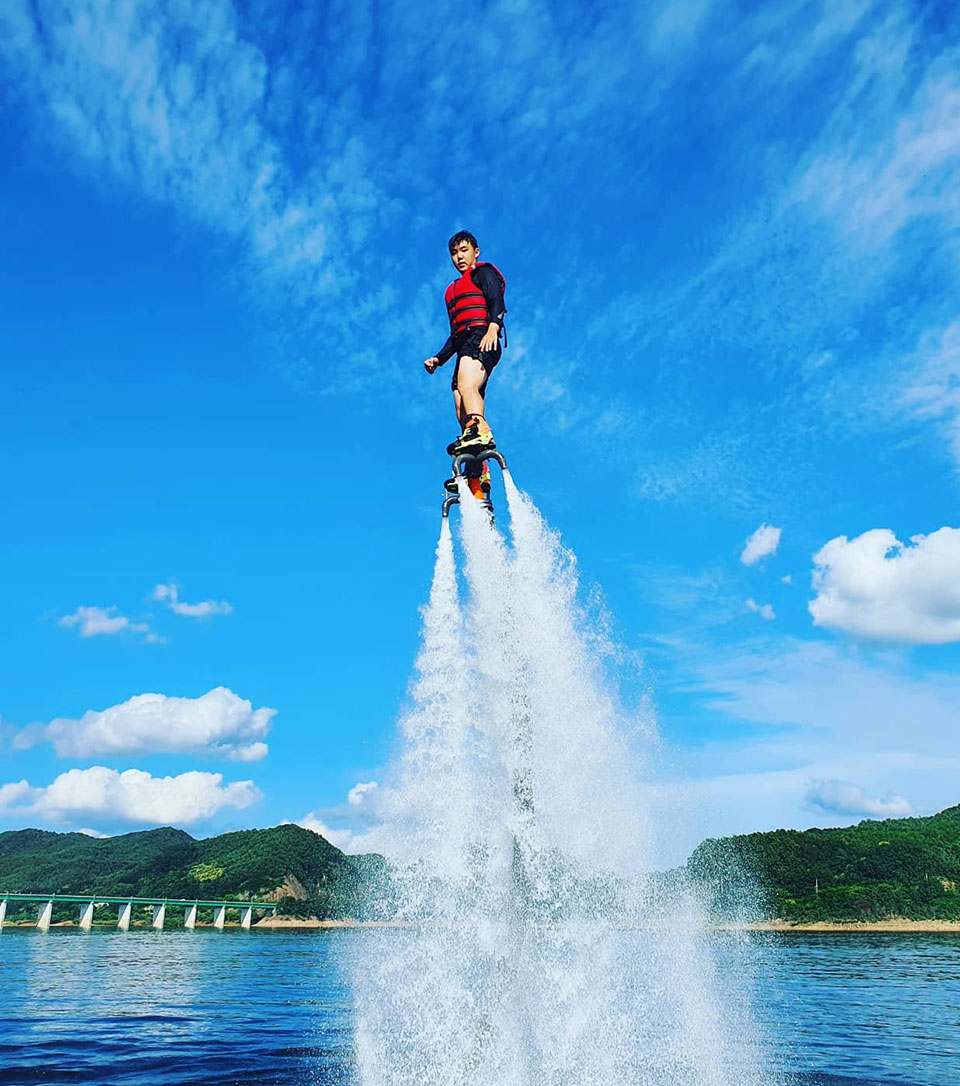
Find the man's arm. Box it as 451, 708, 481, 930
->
473, 265, 506, 329
473, 265, 506, 353
424, 335, 455, 373
434, 335, 454, 364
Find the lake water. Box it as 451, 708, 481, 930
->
0, 928, 957, 1086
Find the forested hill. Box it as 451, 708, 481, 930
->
6, 805, 960, 924
686, 804, 960, 923
0, 824, 384, 919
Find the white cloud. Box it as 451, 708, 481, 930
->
781, 575, 792, 585
745, 598, 775, 621
810, 527, 960, 643
646, 755, 933, 866
0, 780, 33, 807
153, 583, 233, 618
294, 779, 382, 853
347, 781, 378, 808
59, 605, 156, 641
15, 687, 274, 761
803, 778, 912, 819
740, 524, 781, 565
294, 812, 356, 853
0, 766, 260, 825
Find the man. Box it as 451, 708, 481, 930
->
424, 230, 506, 501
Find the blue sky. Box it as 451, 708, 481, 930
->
1, 0, 958, 863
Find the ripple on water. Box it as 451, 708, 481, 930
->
0, 928, 957, 1085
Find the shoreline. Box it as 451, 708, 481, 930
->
260, 917, 960, 932
4, 917, 959, 933
253, 917, 407, 929
718, 918, 960, 932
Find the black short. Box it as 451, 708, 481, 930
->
450, 326, 502, 392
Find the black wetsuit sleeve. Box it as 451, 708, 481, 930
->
473, 265, 507, 329
434, 335, 455, 365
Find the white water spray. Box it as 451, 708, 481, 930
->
352, 478, 770, 1086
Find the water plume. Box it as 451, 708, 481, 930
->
352, 479, 771, 1085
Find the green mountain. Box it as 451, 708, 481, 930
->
686, 804, 960, 923
6, 804, 960, 926
0, 823, 386, 920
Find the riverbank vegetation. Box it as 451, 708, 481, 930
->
687, 804, 960, 923
3, 804, 959, 925
0, 824, 384, 922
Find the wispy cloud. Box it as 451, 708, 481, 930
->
634, 428, 762, 512
0, 0, 722, 405
14, 687, 274, 761
58, 605, 159, 643
648, 635, 960, 856
681, 637, 960, 812
0, 1, 352, 300
582, 5, 960, 509
632, 563, 743, 634
900, 320, 960, 469
153, 583, 233, 618
788, 26, 960, 262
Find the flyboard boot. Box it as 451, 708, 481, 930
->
444, 460, 493, 513
446, 413, 497, 457
442, 445, 508, 519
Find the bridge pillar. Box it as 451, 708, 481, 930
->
0, 899, 6, 931
117, 902, 132, 931
240, 906, 253, 930
151, 904, 166, 930
213, 904, 226, 930
184, 904, 197, 930
37, 901, 53, 931
78, 902, 95, 931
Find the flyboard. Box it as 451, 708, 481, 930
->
441, 448, 508, 519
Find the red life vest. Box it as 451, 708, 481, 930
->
444, 262, 506, 337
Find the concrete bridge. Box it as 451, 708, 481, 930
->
0, 892, 278, 931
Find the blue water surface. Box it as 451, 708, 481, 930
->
740, 932, 960, 1086
0, 928, 355, 1085
0, 928, 957, 1086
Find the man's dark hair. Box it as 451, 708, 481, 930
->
448, 230, 479, 253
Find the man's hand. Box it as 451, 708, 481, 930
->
479, 323, 500, 354
423, 356, 440, 373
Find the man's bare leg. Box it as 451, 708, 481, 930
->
455, 356, 489, 430
447, 355, 495, 476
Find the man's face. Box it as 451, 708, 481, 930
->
450, 240, 480, 273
